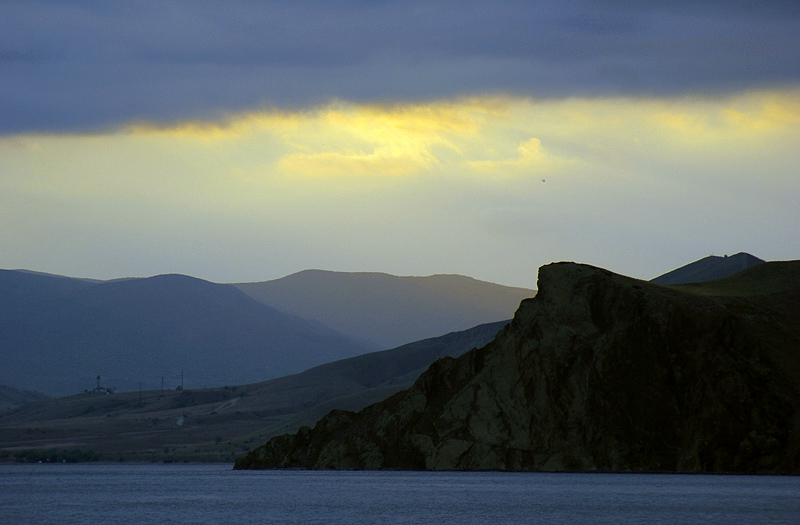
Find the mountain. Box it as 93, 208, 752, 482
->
236, 260, 800, 473
0, 270, 368, 396
235, 270, 535, 349
650, 252, 764, 285
0, 321, 506, 462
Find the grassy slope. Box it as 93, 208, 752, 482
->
0, 321, 507, 463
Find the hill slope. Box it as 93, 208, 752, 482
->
0, 385, 47, 413
0, 271, 367, 396
650, 252, 764, 285
235, 270, 535, 349
0, 321, 506, 462
244, 319, 509, 437
236, 261, 800, 473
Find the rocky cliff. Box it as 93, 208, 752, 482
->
235, 261, 800, 473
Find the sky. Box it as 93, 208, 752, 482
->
1, 1, 799, 288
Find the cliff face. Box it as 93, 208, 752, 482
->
236, 262, 800, 473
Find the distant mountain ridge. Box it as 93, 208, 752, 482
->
235, 270, 535, 349
651, 252, 764, 285
0, 270, 368, 396
0, 268, 532, 397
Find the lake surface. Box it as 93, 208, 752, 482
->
1, 463, 798, 524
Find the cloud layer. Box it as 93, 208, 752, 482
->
2, 0, 799, 133
3, 91, 798, 285
2, 2, 798, 286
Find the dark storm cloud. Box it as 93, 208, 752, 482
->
1, 0, 798, 134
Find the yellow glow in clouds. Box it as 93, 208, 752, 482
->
88, 90, 797, 186
1, 88, 799, 285
3, 89, 799, 203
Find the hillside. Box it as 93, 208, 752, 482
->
650, 252, 764, 285
0, 271, 367, 396
236, 260, 800, 473
235, 270, 535, 349
0, 386, 47, 413
0, 321, 505, 462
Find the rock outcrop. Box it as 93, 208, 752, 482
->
235, 261, 800, 473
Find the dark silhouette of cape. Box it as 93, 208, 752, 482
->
237, 260, 800, 473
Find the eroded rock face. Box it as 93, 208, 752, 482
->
236, 262, 800, 473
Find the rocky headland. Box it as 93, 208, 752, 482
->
236, 261, 800, 473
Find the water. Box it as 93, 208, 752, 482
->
1, 464, 798, 524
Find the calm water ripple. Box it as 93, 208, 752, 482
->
1, 464, 798, 524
